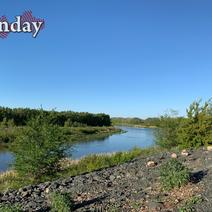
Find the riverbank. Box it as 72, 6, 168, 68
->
114, 124, 157, 128
0, 126, 121, 147
0, 147, 160, 192
0, 126, 156, 173
1, 147, 211, 211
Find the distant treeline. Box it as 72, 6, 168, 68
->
112, 117, 161, 127
0, 107, 111, 127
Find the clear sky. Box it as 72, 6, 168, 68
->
0, 0, 211, 118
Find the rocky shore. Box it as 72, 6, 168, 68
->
1, 148, 212, 211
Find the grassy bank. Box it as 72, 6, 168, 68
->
112, 117, 160, 128
0, 126, 121, 147
60, 147, 162, 177
0, 147, 162, 192
61, 126, 122, 144
114, 124, 157, 128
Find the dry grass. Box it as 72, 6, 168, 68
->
0, 170, 17, 182
59, 158, 80, 170
0, 170, 18, 192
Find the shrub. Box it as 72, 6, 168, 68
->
12, 113, 67, 180
155, 110, 181, 148
0, 126, 22, 144
177, 99, 212, 148
49, 192, 73, 212
155, 99, 212, 149
160, 159, 190, 190
0, 204, 22, 212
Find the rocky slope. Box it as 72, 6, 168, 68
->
0, 148, 212, 211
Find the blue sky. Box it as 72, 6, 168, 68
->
0, 0, 211, 118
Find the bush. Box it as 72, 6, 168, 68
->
155, 110, 181, 148
0, 126, 22, 144
50, 192, 73, 212
160, 159, 190, 190
155, 99, 212, 149
177, 99, 212, 148
0, 204, 22, 212
12, 113, 67, 180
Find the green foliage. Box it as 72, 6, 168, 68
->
12, 113, 67, 180
0, 118, 15, 128
61, 126, 121, 144
155, 110, 181, 148
155, 99, 212, 149
160, 159, 190, 190
0, 127, 22, 144
179, 196, 203, 212
0, 147, 161, 192
0, 125, 119, 145
64, 119, 86, 127
0, 107, 111, 127
63, 147, 160, 177
0, 204, 22, 212
49, 192, 73, 212
111, 117, 160, 127
177, 99, 212, 148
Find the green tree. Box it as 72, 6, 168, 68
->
177, 99, 212, 148
155, 110, 181, 148
12, 113, 67, 180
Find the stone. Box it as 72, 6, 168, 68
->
1, 148, 211, 211
22, 191, 29, 197
44, 187, 50, 194
171, 153, 178, 158
109, 175, 116, 181
181, 149, 189, 156
107, 182, 113, 187
207, 146, 212, 151
146, 161, 157, 167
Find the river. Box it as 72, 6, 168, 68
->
0, 126, 155, 172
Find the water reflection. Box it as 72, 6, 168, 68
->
68, 126, 155, 159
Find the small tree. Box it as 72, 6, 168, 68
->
177, 99, 212, 148
155, 110, 181, 148
12, 113, 67, 180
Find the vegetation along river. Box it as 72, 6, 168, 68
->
0, 126, 155, 172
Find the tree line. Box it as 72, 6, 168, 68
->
112, 117, 161, 127
0, 107, 111, 127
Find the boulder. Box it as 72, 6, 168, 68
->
146, 161, 157, 167
207, 146, 212, 151
171, 153, 178, 158
181, 149, 189, 156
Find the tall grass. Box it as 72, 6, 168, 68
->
61, 147, 161, 177
49, 192, 73, 212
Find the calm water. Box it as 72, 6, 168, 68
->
0, 126, 155, 172
0, 150, 14, 172
68, 126, 155, 158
